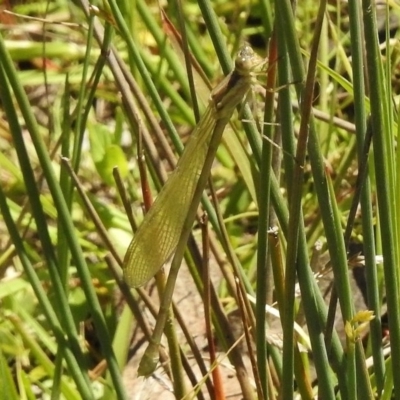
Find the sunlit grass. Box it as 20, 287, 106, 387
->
0, 0, 398, 399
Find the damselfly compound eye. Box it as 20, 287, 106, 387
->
235, 45, 256, 72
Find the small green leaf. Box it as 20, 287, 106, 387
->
88, 123, 112, 164
88, 122, 128, 185
0, 349, 19, 400
96, 144, 128, 185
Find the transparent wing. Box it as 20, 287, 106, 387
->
123, 106, 216, 287
123, 44, 263, 288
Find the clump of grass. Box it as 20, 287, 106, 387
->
0, 0, 398, 399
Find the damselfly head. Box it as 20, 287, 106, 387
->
235, 44, 266, 76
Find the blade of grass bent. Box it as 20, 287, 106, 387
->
123, 45, 262, 288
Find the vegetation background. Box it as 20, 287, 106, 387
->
0, 0, 399, 399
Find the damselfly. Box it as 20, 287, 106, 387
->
124, 45, 264, 287
123, 44, 266, 375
